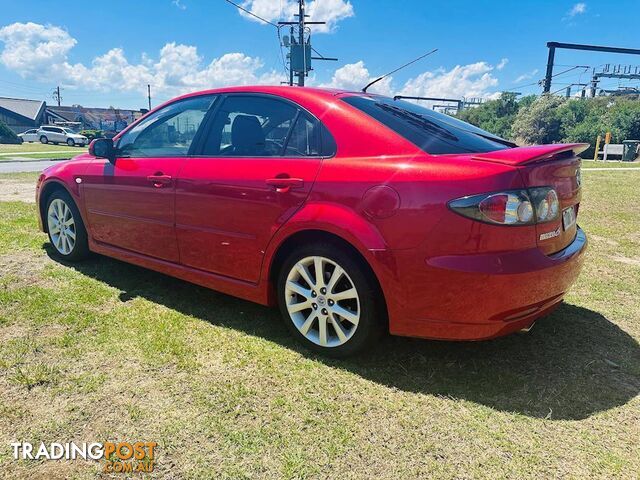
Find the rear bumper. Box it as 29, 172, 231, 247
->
386, 227, 587, 340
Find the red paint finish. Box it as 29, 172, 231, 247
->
175, 156, 321, 283
37, 85, 587, 342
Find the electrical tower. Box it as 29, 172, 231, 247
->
543, 42, 640, 94
278, 0, 337, 86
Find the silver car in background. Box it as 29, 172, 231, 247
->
37, 125, 88, 146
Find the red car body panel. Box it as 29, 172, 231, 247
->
36, 86, 587, 341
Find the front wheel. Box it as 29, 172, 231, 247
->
67, 138, 75, 146
277, 243, 384, 357
40, 136, 48, 144
46, 190, 89, 261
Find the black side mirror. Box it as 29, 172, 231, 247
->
89, 138, 116, 164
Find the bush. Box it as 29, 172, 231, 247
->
0, 120, 22, 144
79, 129, 105, 141
512, 95, 565, 145
455, 94, 537, 140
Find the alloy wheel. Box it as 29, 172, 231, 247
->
285, 256, 360, 347
47, 198, 76, 255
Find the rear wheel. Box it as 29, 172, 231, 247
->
277, 243, 384, 357
40, 136, 48, 144
45, 190, 89, 261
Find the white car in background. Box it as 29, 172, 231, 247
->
17, 129, 40, 143
37, 126, 88, 146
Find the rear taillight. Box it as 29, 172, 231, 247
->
449, 187, 559, 226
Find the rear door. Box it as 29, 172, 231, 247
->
82, 94, 217, 262
175, 94, 329, 283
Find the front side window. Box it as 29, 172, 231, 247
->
341, 95, 514, 155
117, 95, 216, 157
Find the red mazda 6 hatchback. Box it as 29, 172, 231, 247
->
36, 86, 587, 356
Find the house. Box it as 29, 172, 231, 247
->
45, 105, 145, 132
0, 97, 47, 134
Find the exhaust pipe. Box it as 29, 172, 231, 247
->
518, 322, 536, 334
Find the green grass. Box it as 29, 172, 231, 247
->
0, 173, 638, 479
581, 159, 640, 168
0, 142, 87, 161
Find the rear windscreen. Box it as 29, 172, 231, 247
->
341, 95, 513, 155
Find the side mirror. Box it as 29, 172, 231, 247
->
89, 138, 116, 163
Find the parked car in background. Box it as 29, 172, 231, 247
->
37, 125, 88, 146
18, 128, 40, 143
36, 86, 587, 357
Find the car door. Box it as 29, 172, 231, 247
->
81, 94, 217, 262
175, 94, 332, 283
51, 127, 65, 143
23, 129, 38, 142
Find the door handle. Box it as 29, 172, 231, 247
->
147, 173, 172, 188
265, 177, 304, 193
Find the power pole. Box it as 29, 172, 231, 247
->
52, 86, 62, 106
279, 0, 337, 87
147, 84, 152, 111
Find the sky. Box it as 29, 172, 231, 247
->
1, 0, 640, 110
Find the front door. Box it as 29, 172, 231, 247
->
82, 94, 217, 262
175, 95, 327, 283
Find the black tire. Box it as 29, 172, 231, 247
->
40, 135, 48, 144
277, 242, 385, 357
67, 138, 75, 146
45, 190, 89, 262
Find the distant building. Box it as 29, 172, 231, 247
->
0, 97, 47, 134
45, 105, 145, 132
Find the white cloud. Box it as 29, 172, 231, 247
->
514, 68, 539, 84
398, 62, 499, 100
321, 60, 502, 101
0, 22, 284, 97
238, 0, 354, 33
172, 0, 187, 10
497, 58, 509, 70
320, 61, 393, 95
568, 2, 586, 16
0, 22, 76, 77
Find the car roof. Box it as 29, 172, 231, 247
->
159, 85, 368, 108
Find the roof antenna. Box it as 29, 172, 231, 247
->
362, 48, 438, 93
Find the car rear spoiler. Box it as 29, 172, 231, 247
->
472, 143, 589, 166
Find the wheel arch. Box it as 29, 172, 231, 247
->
266, 228, 389, 325
39, 180, 74, 233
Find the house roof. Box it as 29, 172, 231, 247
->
0, 97, 46, 121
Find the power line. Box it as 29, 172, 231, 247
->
223, 0, 279, 26
224, 0, 288, 80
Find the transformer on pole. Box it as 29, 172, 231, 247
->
278, 0, 337, 86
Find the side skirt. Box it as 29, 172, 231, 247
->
88, 239, 271, 306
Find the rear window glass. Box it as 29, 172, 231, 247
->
341, 95, 513, 155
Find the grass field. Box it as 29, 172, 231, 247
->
0, 143, 87, 161
582, 159, 640, 168
0, 171, 638, 479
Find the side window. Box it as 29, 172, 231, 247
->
202, 96, 297, 157
117, 95, 216, 157
285, 113, 320, 156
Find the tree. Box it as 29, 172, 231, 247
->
0, 120, 21, 144
511, 95, 565, 145
455, 93, 536, 140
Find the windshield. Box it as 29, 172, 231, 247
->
341, 95, 514, 155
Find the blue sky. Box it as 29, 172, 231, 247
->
1, 0, 640, 109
